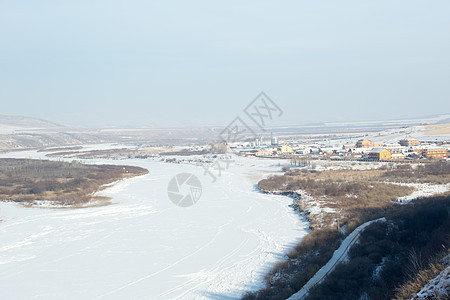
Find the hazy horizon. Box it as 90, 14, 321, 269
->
1, 1, 449, 128
3, 111, 450, 131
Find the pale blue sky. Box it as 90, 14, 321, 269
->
1, 1, 449, 128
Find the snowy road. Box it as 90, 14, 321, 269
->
288, 218, 386, 300
0, 148, 308, 299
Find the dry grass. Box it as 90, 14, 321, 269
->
259, 167, 417, 229
244, 162, 450, 300
395, 258, 447, 300
38, 146, 83, 152
0, 158, 148, 205
45, 147, 176, 159
261, 162, 450, 220
305, 201, 450, 300
425, 123, 450, 135
425, 123, 450, 129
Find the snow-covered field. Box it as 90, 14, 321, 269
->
0, 148, 308, 299
396, 183, 450, 202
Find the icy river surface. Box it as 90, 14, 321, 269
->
0, 147, 308, 299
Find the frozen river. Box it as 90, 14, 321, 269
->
0, 147, 308, 299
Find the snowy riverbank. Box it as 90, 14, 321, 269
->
0, 147, 308, 299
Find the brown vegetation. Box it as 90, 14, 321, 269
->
38, 146, 83, 152
159, 149, 208, 156
45, 147, 173, 159
306, 197, 450, 300
382, 161, 450, 184
0, 158, 148, 206
258, 161, 450, 229
258, 166, 420, 229
395, 259, 447, 300
425, 123, 450, 135
242, 161, 450, 299
243, 195, 450, 300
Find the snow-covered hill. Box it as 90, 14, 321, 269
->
0, 114, 62, 133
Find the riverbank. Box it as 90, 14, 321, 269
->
0, 148, 307, 299
242, 161, 450, 299
0, 158, 148, 207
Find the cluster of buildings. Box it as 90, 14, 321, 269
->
241, 134, 292, 157
235, 136, 449, 161
353, 139, 447, 161
253, 145, 294, 157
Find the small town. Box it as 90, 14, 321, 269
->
1, 1, 449, 299
232, 134, 449, 162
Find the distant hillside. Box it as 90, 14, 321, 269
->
0, 114, 63, 130
0, 112, 449, 152
323, 113, 450, 127
0, 114, 221, 151
267, 113, 450, 135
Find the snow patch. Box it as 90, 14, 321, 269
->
413, 264, 450, 299
396, 183, 450, 203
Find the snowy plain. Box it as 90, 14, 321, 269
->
0, 146, 309, 299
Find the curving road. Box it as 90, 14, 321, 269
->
288, 217, 387, 300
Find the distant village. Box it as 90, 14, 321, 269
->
224, 134, 449, 162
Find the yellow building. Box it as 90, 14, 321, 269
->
256, 149, 271, 157
280, 145, 294, 154
422, 147, 447, 159
399, 139, 420, 147
356, 139, 373, 148
369, 148, 391, 161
